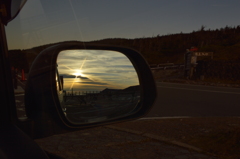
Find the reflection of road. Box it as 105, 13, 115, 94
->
63, 87, 140, 123
65, 98, 139, 123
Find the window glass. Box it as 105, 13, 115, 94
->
5, 1, 240, 157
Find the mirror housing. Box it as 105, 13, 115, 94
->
25, 42, 157, 139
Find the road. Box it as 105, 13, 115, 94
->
15, 81, 240, 119
146, 82, 240, 117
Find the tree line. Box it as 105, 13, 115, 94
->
8, 26, 240, 81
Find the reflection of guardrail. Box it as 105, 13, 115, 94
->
64, 91, 100, 96
63, 91, 100, 104
151, 64, 184, 70
63, 90, 140, 106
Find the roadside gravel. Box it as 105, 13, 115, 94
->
110, 117, 240, 159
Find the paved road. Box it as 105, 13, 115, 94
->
16, 81, 240, 118
147, 82, 240, 117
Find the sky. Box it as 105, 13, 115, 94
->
57, 50, 139, 92
5, 0, 240, 49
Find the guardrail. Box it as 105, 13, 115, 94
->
150, 64, 184, 70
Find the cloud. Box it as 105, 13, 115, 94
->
105, 68, 136, 74
77, 76, 89, 79
60, 74, 75, 78
58, 55, 94, 61
76, 81, 108, 85
60, 74, 89, 79
84, 72, 114, 76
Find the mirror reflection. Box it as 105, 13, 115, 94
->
56, 50, 140, 124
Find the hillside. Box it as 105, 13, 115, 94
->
91, 26, 240, 64
8, 26, 240, 82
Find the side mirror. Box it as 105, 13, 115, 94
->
24, 42, 156, 139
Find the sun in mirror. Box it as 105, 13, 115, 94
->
56, 50, 140, 124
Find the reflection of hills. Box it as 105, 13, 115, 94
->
100, 85, 140, 94
100, 88, 121, 94
64, 85, 140, 104
99, 86, 140, 101
123, 85, 140, 92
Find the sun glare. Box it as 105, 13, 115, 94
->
73, 70, 84, 77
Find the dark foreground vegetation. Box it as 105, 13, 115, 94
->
9, 25, 240, 82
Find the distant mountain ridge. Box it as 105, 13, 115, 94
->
91, 25, 240, 64
9, 26, 240, 77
